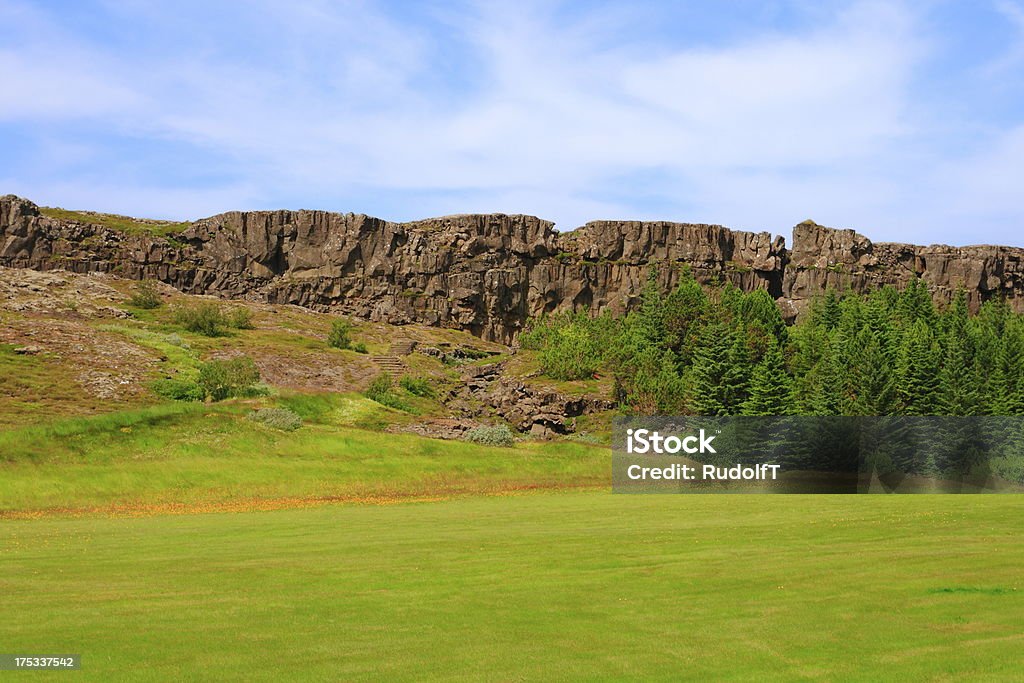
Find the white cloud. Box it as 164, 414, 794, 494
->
1, 0, 1023, 246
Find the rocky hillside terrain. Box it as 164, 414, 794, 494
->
3, 194, 1023, 342
0, 266, 611, 437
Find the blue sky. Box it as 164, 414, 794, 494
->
1, 1, 1023, 245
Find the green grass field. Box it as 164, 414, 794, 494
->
2, 493, 1022, 681
3, 280, 1023, 680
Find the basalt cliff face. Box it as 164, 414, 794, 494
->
2, 194, 1022, 342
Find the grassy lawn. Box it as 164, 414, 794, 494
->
0, 402, 606, 514
1, 493, 1022, 680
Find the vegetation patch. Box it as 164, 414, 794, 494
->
39, 206, 192, 237
521, 268, 1024, 436
151, 378, 205, 402
364, 374, 414, 413
126, 280, 163, 309
328, 319, 354, 349
197, 356, 263, 401
399, 375, 435, 398
173, 302, 253, 337
463, 424, 516, 447
247, 407, 303, 431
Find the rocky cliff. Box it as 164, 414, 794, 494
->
783, 220, 1024, 316
2, 194, 1022, 341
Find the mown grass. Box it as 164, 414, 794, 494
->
1, 494, 1022, 680
0, 400, 605, 513
39, 207, 192, 237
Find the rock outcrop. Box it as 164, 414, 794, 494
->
782, 221, 1024, 316
3, 194, 1023, 340
450, 363, 614, 435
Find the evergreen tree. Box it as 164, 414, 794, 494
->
662, 266, 708, 361
899, 277, 937, 325
741, 337, 795, 415
689, 320, 745, 415
848, 327, 897, 415
739, 289, 788, 343
627, 348, 688, 415
809, 335, 848, 415
816, 288, 842, 330
896, 319, 941, 415
989, 320, 1024, 415
636, 267, 665, 347
724, 325, 754, 410
939, 300, 980, 416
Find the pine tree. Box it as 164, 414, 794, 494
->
739, 289, 788, 343
689, 320, 749, 416
939, 300, 980, 416
724, 326, 754, 411
989, 320, 1024, 415
741, 337, 794, 415
809, 338, 848, 415
816, 288, 842, 330
848, 327, 897, 415
896, 319, 941, 415
636, 267, 665, 347
899, 277, 937, 325
662, 266, 708, 361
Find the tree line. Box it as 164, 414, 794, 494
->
520, 267, 1024, 417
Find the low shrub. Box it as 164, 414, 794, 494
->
247, 407, 302, 431
399, 375, 435, 397
351, 342, 368, 354
463, 424, 516, 447
174, 303, 254, 336
127, 280, 162, 309
228, 307, 254, 330
328, 319, 353, 349
197, 356, 261, 401
174, 303, 230, 337
151, 378, 204, 402
364, 374, 414, 412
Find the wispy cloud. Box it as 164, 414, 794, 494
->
1, 0, 1023, 246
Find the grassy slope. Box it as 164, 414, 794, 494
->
38, 207, 192, 237
0, 343, 105, 428
0, 401, 605, 514
2, 493, 1022, 681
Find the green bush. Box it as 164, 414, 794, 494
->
246, 407, 302, 431
328, 319, 353, 349
151, 378, 204, 402
351, 342, 368, 354
197, 356, 261, 401
174, 303, 253, 336
364, 374, 414, 412
127, 280, 162, 309
540, 323, 601, 380
399, 375, 435, 397
463, 424, 516, 447
174, 303, 230, 337
228, 308, 254, 330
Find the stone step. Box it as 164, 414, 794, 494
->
372, 355, 406, 376
388, 340, 417, 356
